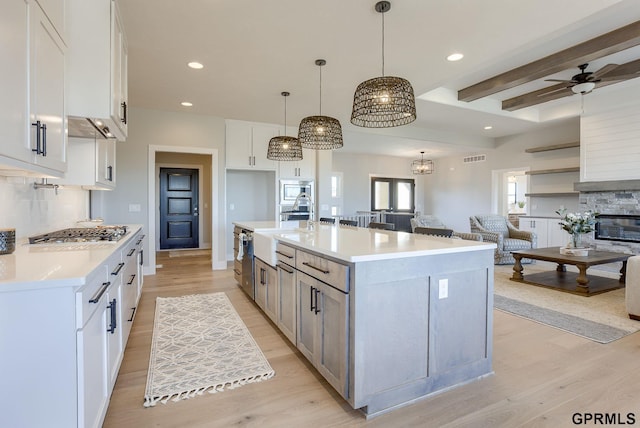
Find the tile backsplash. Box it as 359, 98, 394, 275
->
0, 176, 89, 240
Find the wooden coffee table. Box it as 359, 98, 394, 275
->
511, 247, 630, 296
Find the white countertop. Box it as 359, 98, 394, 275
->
234, 221, 495, 263
0, 225, 142, 292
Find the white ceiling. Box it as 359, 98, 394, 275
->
118, 0, 640, 159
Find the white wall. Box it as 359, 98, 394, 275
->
424, 120, 581, 233
92, 107, 226, 272
331, 152, 426, 215
0, 176, 88, 240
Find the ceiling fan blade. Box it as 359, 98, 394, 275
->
598, 73, 640, 82
591, 63, 619, 79
544, 79, 574, 83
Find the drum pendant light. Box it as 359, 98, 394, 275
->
267, 92, 303, 161
411, 151, 433, 175
298, 59, 343, 150
351, 1, 416, 128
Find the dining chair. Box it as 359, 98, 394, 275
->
414, 227, 454, 237
339, 219, 358, 226
319, 217, 336, 224
368, 222, 395, 230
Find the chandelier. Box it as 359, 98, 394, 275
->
298, 59, 343, 150
351, 1, 416, 128
411, 151, 433, 175
267, 92, 303, 161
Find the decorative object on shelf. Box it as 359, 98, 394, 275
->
298, 59, 343, 150
517, 200, 526, 209
267, 92, 303, 161
351, 1, 416, 128
556, 207, 598, 253
411, 151, 433, 175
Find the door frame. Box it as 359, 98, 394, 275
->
156, 163, 203, 250
491, 167, 530, 216
148, 145, 223, 275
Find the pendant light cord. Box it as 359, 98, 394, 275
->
381, 10, 385, 76
319, 65, 322, 115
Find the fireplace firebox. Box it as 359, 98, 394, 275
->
595, 214, 640, 243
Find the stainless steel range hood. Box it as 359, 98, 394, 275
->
68, 117, 117, 139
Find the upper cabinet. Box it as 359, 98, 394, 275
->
226, 120, 278, 170
66, 0, 128, 141
52, 137, 116, 190
35, 0, 66, 39
0, 0, 67, 178
276, 125, 316, 180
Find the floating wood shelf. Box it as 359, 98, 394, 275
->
525, 192, 579, 197
525, 142, 580, 153
525, 167, 580, 175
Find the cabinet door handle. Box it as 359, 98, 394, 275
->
302, 261, 329, 275
107, 298, 117, 334
276, 263, 294, 274
89, 282, 110, 303
111, 262, 125, 276
31, 121, 41, 154
248, 155, 252, 166
314, 288, 321, 314
107, 165, 113, 182
121, 101, 128, 124
127, 274, 136, 285
310, 286, 315, 312
140, 249, 144, 266
275, 250, 294, 259
41, 123, 47, 156
127, 307, 136, 322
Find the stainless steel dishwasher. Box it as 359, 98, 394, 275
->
233, 227, 255, 299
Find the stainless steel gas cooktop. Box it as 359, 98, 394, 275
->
28, 226, 129, 244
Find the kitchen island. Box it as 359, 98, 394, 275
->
235, 221, 496, 417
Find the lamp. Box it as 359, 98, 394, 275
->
298, 59, 343, 150
267, 92, 303, 161
572, 82, 595, 94
351, 1, 416, 128
411, 151, 433, 175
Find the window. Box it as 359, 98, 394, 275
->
370, 177, 415, 213
507, 182, 517, 205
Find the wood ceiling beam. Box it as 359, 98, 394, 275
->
458, 20, 640, 102
502, 58, 640, 111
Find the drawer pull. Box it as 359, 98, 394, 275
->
302, 261, 329, 274
233, 269, 241, 276
88, 282, 110, 304
276, 263, 294, 274
276, 250, 294, 259
127, 274, 136, 285
127, 248, 136, 257
111, 262, 125, 276
127, 307, 136, 322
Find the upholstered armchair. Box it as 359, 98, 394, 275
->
469, 214, 537, 264
410, 215, 483, 241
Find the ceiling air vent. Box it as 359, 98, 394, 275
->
463, 154, 486, 163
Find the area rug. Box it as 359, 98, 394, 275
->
493, 264, 640, 343
144, 293, 275, 407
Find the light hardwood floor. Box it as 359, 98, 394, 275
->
104, 251, 640, 428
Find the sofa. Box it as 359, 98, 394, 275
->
410, 215, 483, 241
469, 214, 537, 264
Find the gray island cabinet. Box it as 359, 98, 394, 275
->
239, 221, 496, 418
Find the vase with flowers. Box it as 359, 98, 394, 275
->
555, 208, 598, 254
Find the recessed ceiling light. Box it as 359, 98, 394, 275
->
181, 102, 193, 107
446, 53, 464, 62
187, 62, 204, 69
484, 125, 493, 130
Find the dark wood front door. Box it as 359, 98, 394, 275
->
160, 168, 199, 249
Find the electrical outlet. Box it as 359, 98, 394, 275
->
438, 278, 448, 299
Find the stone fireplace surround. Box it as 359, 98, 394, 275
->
575, 179, 640, 255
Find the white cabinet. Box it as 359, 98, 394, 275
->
36, 0, 66, 38
275, 125, 316, 179
29, 0, 67, 173
520, 217, 569, 248
226, 120, 278, 170
0, 0, 67, 177
66, 0, 128, 141
297, 271, 349, 398
106, 256, 125, 390
254, 257, 278, 323
53, 137, 116, 189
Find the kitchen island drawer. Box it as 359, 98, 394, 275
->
75, 264, 109, 328
296, 249, 349, 292
276, 242, 296, 266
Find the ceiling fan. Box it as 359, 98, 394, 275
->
544, 63, 639, 95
